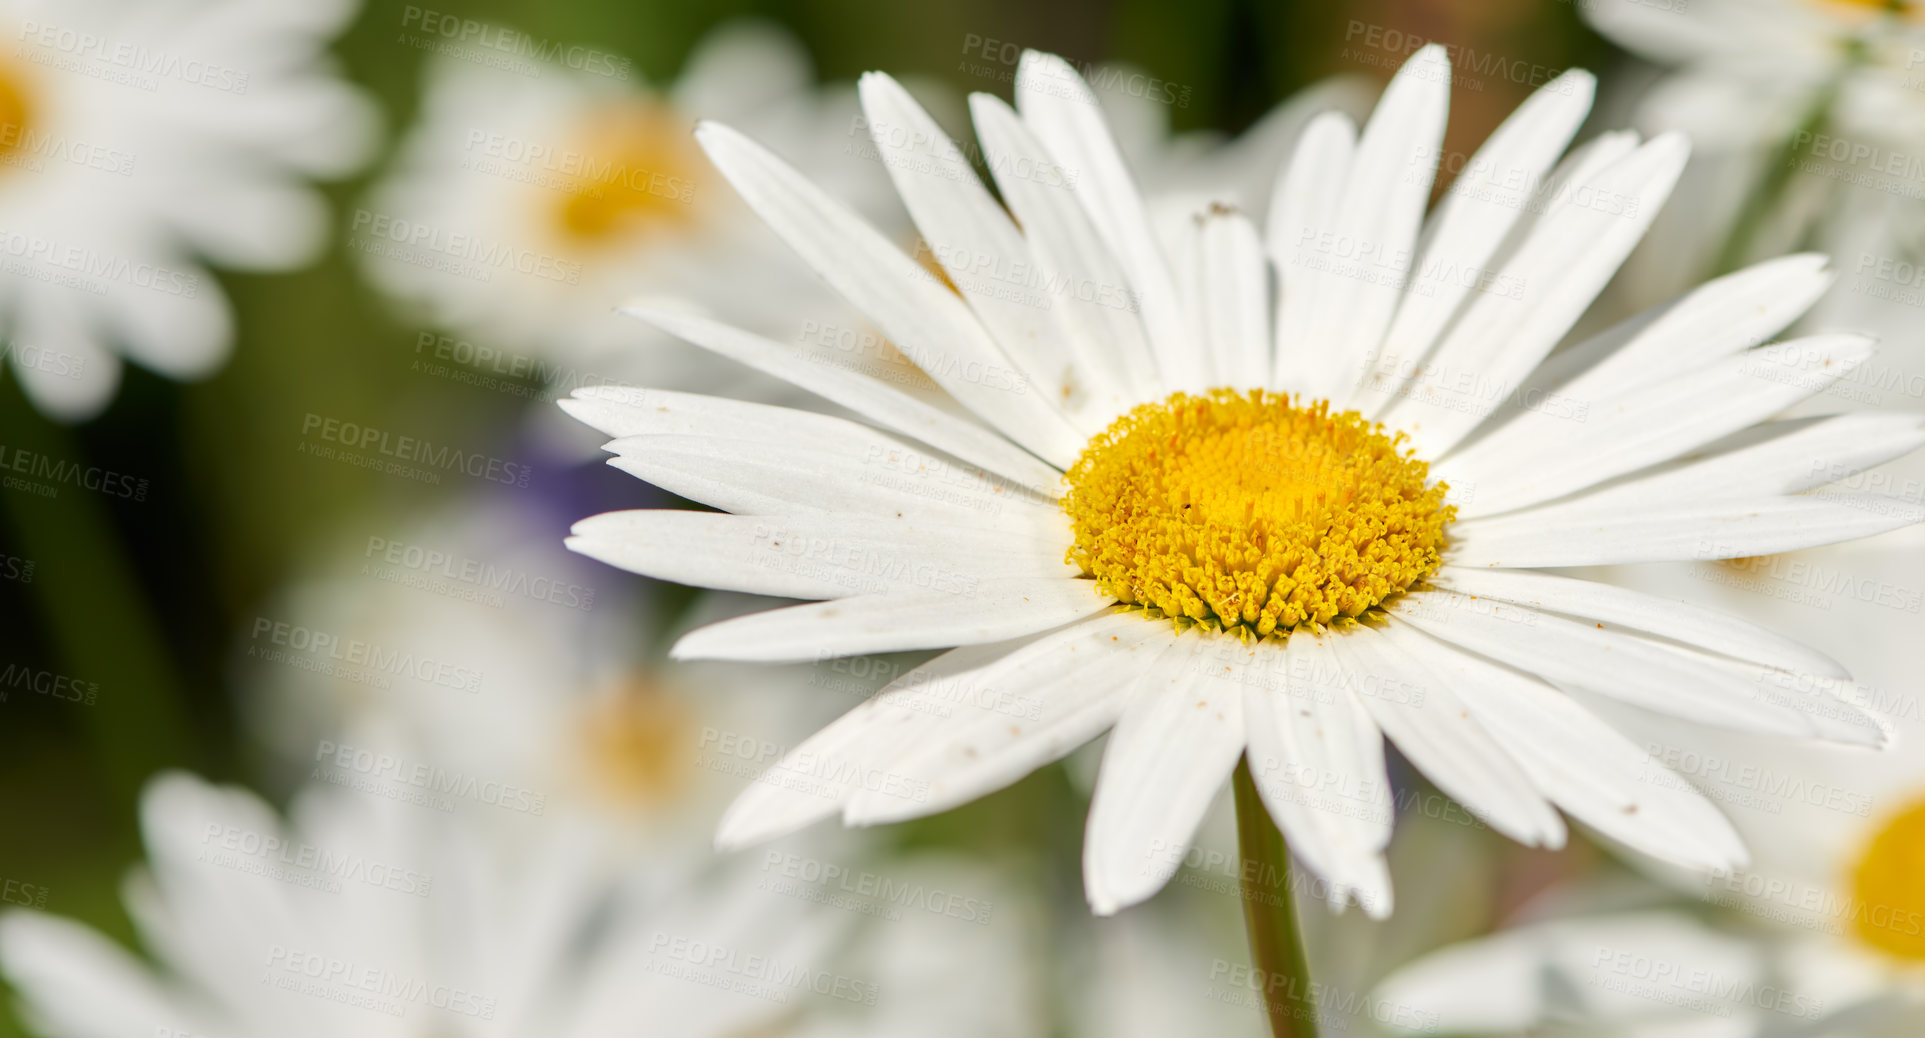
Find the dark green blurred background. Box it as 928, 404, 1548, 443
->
0, 1, 1616, 1031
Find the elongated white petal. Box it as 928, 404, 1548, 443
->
1328, 623, 1566, 847
615, 308, 1063, 493
1193, 207, 1272, 392
695, 121, 1086, 465
860, 73, 1094, 423
1268, 111, 1357, 394
843, 611, 1169, 824
1381, 620, 1748, 872
1553, 253, 1833, 404
1449, 493, 1925, 568
1238, 635, 1393, 917
1549, 412, 1925, 513
1385, 590, 1884, 745
970, 93, 1160, 406
0, 913, 188, 1038
602, 433, 1053, 529
1083, 638, 1247, 915
1428, 565, 1846, 679
713, 641, 1027, 848
1359, 70, 1594, 414
1301, 45, 1449, 407
672, 578, 1111, 662
1385, 133, 1690, 456
1015, 51, 1193, 390
567, 510, 1076, 599
1444, 334, 1876, 517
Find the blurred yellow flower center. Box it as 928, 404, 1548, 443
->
1062, 389, 1453, 638
0, 58, 34, 166
1850, 796, 1925, 960
577, 678, 694, 807
553, 101, 705, 244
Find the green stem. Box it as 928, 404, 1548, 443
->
1233, 755, 1318, 1038
0, 385, 196, 811
1709, 55, 1857, 276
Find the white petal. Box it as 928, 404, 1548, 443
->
713, 640, 1033, 848
1238, 635, 1394, 917
1015, 51, 1193, 389
601, 432, 1055, 529
1359, 70, 1595, 414
1428, 565, 1846, 679
1268, 110, 1357, 394
581, 324, 1063, 494
1552, 253, 1833, 404
1384, 133, 1690, 456
0, 912, 188, 1038
1327, 623, 1565, 847
1443, 334, 1877, 517
1380, 619, 1748, 872
671, 578, 1111, 662
567, 509, 1076, 599
859, 73, 1097, 422
1082, 638, 1247, 915
970, 93, 1160, 406
1448, 493, 1925, 568
695, 121, 1087, 465
1301, 45, 1450, 406
1385, 590, 1884, 745
1192, 206, 1272, 391
1540, 412, 1925, 513
842, 611, 1170, 824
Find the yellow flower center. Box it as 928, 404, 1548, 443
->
1061, 389, 1453, 638
575, 677, 694, 807
0, 57, 35, 166
1849, 796, 1925, 960
551, 100, 706, 245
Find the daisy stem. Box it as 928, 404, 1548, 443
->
1232, 755, 1318, 1038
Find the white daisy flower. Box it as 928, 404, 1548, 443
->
358, 19, 904, 402
561, 44, 1925, 919
0, 769, 1042, 1038
0, 0, 375, 418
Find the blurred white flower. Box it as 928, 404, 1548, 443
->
0, 770, 1038, 1037
358, 19, 906, 404
239, 486, 870, 879
1589, 0, 1925, 375
0, 0, 375, 418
